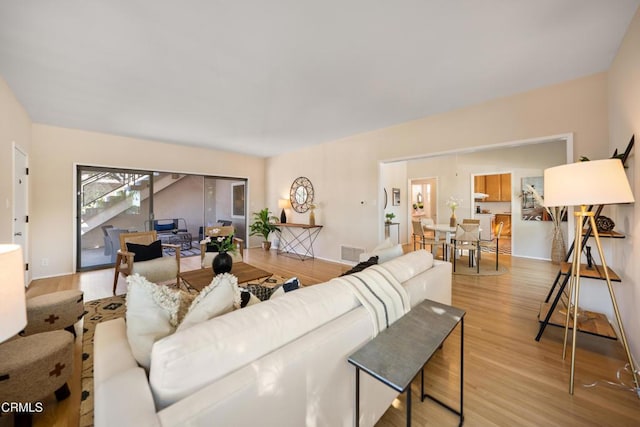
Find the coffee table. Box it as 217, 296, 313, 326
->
179, 262, 273, 292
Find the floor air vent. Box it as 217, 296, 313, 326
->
341, 245, 364, 263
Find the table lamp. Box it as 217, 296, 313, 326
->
544, 158, 637, 394
0, 244, 26, 343
278, 199, 290, 223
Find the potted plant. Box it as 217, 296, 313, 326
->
249, 208, 280, 250
385, 212, 396, 224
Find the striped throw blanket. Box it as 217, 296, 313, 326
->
335, 265, 410, 336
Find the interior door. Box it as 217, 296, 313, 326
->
13, 145, 28, 284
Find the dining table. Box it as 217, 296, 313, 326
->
423, 224, 456, 260
424, 223, 482, 261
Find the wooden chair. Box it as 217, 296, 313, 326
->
480, 221, 504, 270
200, 226, 244, 268
449, 223, 481, 273
112, 231, 181, 295
462, 218, 480, 225
411, 220, 439, 252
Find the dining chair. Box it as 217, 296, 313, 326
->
480, 221, 504, 270
411, 220, 439, 251
462, 218, 480, 225
449, 223, 481, 273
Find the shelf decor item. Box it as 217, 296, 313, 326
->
544, 158, 637, 395
446, 196, 461, 227
308, 204, 316, 226
526, 184, 567, 264
595, 215, 615, 232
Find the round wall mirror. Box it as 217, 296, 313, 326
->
290, 176, 314, 213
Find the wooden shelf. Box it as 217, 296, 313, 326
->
538, 302, 617, 340
559, 262, 621, 282
582, 229, 625, 238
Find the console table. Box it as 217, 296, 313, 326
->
275, 223, 323, 261
348, 299, 465, 426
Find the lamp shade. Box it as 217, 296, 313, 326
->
544, 159, 634, 207
0, 244, 26, 342
278, 198, 290, 209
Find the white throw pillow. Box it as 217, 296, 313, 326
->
125, 274, 183, 370
177, 273, 239, 331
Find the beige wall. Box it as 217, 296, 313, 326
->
267, 73, 609, 262
0, 76, 32, 274
608, 8, 640, 363
30, 124, 266, 278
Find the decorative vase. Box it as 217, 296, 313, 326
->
212, 251, 233, 274
309, 208, 316, 226
551, 226, 566, 264
261, 241, 272, 251
449, 212, 457, 227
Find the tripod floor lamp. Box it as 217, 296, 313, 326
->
544, 158, 638, 395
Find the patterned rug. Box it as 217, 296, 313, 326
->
452, 255, 509, 276
163, 241, 201, 258
80, 295, 127, 427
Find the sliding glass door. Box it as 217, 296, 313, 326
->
76, 166, 248, 271
77, 166, 153, 270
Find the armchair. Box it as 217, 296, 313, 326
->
112, 231, 181, 295
200, 226, 244, 268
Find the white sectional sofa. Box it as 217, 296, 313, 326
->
93, 249, 452, 427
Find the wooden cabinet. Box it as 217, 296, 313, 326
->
474, 175, 486, 194
484, 175, 501, 201
494, 214, 511, 236
475, 173, 511, 201
500, 174, 511, 201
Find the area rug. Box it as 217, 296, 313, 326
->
80, 295, 126, 427
163, 241, 201, 258
452, 255, 509, 276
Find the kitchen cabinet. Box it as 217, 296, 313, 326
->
485, 175, 501, 201
474, 175, 486, 194
474, 173, 511, 202
500, 174, 511, 201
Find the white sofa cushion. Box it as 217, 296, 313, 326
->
149, 280, 361, 408
95, 367, 161, 427
379, 249, 434, 283
177, 273, 239, 331
359, 238, 404, 263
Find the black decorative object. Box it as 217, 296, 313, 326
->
280, 209, 287, 223
586, 246, 594, 269
595, 215, 615, 232
212, 252, 233, 274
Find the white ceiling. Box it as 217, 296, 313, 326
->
0, 1, 638, 157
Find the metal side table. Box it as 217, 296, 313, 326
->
348, 299, 465, 426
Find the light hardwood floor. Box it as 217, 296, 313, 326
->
18, 248, 640, 426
